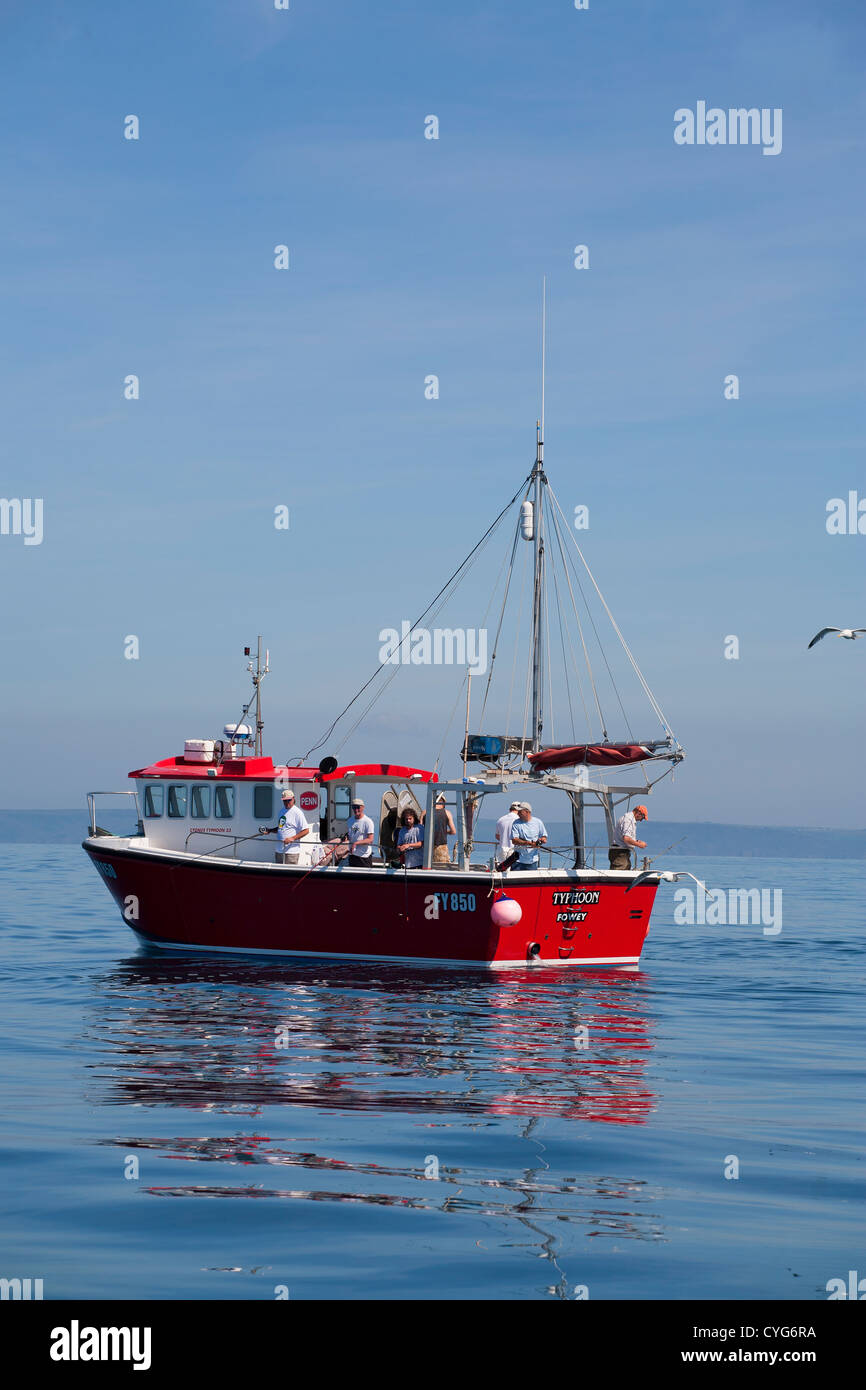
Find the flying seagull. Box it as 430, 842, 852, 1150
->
626, 870, 709, 896
808, 627, 866, 649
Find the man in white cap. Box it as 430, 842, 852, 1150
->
342, 796, 375, 867
609, 804, 648, 869
265, 789, 310, 865
508, 802, 548, 871
494, 800, 522, 869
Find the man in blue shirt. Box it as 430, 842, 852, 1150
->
509, 802, 548, 870
396, 808, 424, 868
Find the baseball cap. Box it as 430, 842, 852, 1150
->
635, 804, 648, 817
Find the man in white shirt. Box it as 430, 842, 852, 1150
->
609, 803, 648, 869
509, 802, 548, 870
495, 801, 521, 869
273, 789, 310, 864
342, 798, 375, 867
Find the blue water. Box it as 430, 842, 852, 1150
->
0, 846, 862, 1300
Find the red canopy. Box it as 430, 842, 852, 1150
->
527, 743, 654, 771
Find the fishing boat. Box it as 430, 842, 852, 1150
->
84, 351, 685, 967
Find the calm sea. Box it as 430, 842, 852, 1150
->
1, 845, 862, 1301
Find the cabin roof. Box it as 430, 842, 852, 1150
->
128, 756, 319, 781
128, 756, 437, 783
319, 763, 438, 784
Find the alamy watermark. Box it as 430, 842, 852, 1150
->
0, 498, 43, 545
379, 622, 488, 675
826, 1270, 865, 1300
826, 492, 866, 535
674, 886, 782, 936
1, 1276, 43, 1299
674, 103, 782, 157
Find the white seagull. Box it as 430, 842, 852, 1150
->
808, 627, 866, 649
626, 870, 709, 896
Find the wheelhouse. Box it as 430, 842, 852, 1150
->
89, 754, 441, 868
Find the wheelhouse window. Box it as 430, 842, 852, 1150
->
143, 785, 164, 818
190, 786, 211, 819
214, 785, 234, 819
254, 785, 273, 820
167, 784, 188, 818
333, 785, 352, 822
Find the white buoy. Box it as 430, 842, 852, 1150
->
491, 894, 522, 926
520, 500, 534, 540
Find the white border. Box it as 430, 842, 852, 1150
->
130, 931, 640, 970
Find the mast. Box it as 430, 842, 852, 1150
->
255, 636, 263, 755
530, 423, 545, 752
249, 635, 269, 755
530, 279, 547, 753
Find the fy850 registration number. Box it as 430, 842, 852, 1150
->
433, 892, 477, 912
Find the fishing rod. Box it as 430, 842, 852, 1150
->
646, 835, 687, 865
289, 833, 363, 892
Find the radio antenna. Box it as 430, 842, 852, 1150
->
540, 275, 547, 440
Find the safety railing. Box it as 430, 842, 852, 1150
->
86, 791, 141, 837
466, 839, 628, 870
177, 833, 635, 872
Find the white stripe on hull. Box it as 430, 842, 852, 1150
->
131, 930, 640, 970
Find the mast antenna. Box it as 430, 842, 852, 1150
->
248, 636, 269, 756
541, 274, 546, 442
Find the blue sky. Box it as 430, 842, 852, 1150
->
0, 0, 863, 824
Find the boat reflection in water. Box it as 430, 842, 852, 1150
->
85, 950, 664, 1291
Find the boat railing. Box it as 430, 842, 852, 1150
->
87, 790, 141, 837
178, 833, 631, 872
466, 839, 620, 870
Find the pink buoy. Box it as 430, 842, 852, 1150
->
490, 894, 522, 926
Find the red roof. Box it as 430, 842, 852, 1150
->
128, 756, 319, 781
318, 763, 438, 784
128, 756, 437, 784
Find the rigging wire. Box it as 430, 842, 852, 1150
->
548, 548, 581, 741
293, 476, 530, 763
547, 485, 675, 738
333, 523, 507, 755
547, 497, 634, 743
432, 670, 471, 775
543, 543, 555, 744
478, 482, 532, 729
504, 535, 530, 741
545, 495, 608, 740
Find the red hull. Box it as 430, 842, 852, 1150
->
84, 841, 656, 967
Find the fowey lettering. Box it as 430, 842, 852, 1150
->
50, 1320, 152, 1371
674, 102, 782, 156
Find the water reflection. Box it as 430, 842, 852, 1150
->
86, 951, 656, 1124
83, 952, 665, 1290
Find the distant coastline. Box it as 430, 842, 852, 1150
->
1, 811, 864, 859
